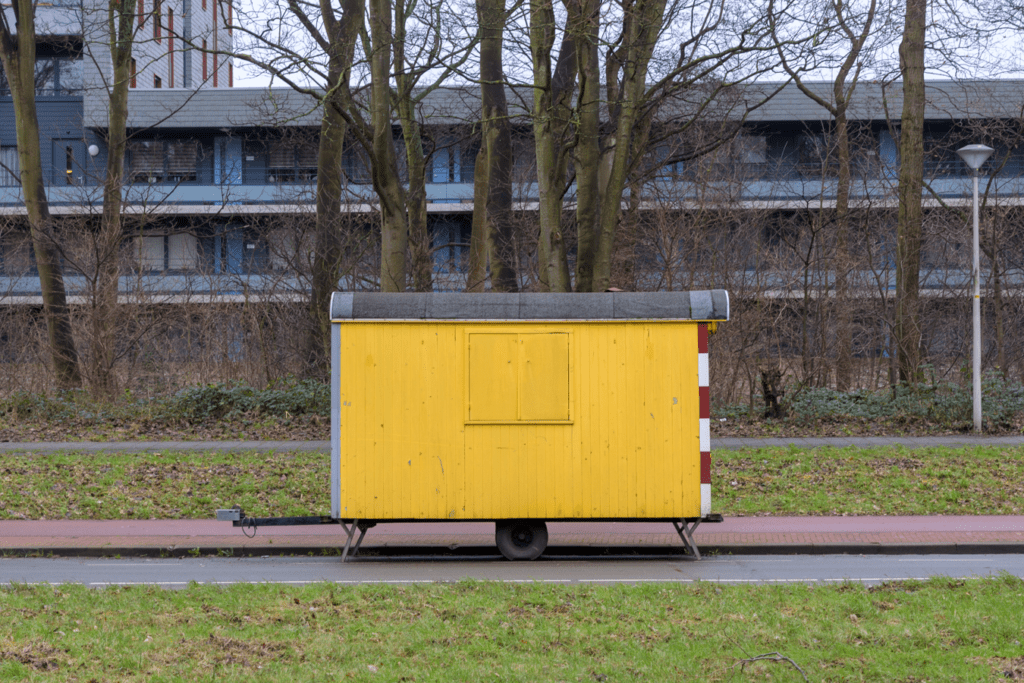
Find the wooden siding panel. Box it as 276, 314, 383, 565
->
335, 321, 701, 520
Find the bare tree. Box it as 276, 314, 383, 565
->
769, 0, 892, 390
80, 0, 139, 398
219, 0, 361, 369
467, 0, 518, 292
0, 0, 83, 388
894, 0, 926, 384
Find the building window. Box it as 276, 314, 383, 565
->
137, 234, 167, 272
18, 57, 84, 96
430, 142, 475, 184
130, 58, 137, 88
128, 140, 204, 183
798, 133, 838, 178
202, 40, 207, 80
653, 144, 685, 179
137, 233, 199, 273
924, 134, 962, 177
267, 139, 317, 183
0, 147, 19, 187
432, 218, 471, 291
199, 228, 268, 274
65, 146, 75, 185
342, 144, 371, 184
138, 0, 145, 27
154, 0, 161, 41
228, 63, 232, 87
154, 74, 161, 88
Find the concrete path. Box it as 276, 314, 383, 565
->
3, 435, 1024, 453
3, 516, 1023, 558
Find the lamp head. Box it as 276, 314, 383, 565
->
957, 144, 994, 171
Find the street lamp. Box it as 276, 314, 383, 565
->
956, 143, 994, 433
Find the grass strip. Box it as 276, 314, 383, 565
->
2, 578, 1023, 681
2, 445, 1023, 520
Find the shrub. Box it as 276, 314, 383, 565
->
164, 378, 329, 422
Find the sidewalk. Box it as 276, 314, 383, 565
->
4, 435, 1024, 453
3, 516, 1023, 558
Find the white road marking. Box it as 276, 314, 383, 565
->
85, 563, 184, 567
897, 558, 995, 562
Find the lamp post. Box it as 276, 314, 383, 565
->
956, 143, 994, 433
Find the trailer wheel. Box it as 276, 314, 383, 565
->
495, 520, 548, 561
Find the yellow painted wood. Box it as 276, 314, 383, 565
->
520, 333, 570, 421
336, 321, 700, 520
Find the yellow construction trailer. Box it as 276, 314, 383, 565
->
326, 291, 729, 560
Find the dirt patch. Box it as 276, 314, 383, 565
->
0, 641, 67, 671
967, 656, 1024, 680
158, 634, 294, 669
1000, 657, 1024, 680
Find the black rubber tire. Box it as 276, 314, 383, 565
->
495, 520, 548, 561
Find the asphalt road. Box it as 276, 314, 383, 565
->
3, 553, 1023, 587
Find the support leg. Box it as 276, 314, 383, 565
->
340, 520, 360, 562
672, 519, 702, 560
350, 523, 371, 557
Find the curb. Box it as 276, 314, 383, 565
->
4, 542, 1023, 559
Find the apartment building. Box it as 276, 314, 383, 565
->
1, 2, 1023, 301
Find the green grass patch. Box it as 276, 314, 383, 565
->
713, 445, 1024, 516
2, 445, 1023, 520
0, 451, 326, 520
1, 577, 1023, 681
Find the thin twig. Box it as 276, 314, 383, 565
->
735, 652, 810, 682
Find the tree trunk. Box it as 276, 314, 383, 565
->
0, 0, 82, 389
592, 0, 668, 292
833, 110, 853, 390
770, 0, 875, 390
368, 0, 408, 292
394, 7, 432, 293
305, 0, 359, 373
91, 0, 137, 399
529, 0, 573, 292
895, 0, 926, 385
467, 144, 489, 292
400, 115, 432, 292
306, 95, 347, 372
476, 0, 516, 291
571, 0, 601, 291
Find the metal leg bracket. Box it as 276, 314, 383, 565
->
672, 519, 702, 560
340, 520, 371, 562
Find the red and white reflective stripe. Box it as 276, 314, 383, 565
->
698, 323, 711, 516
